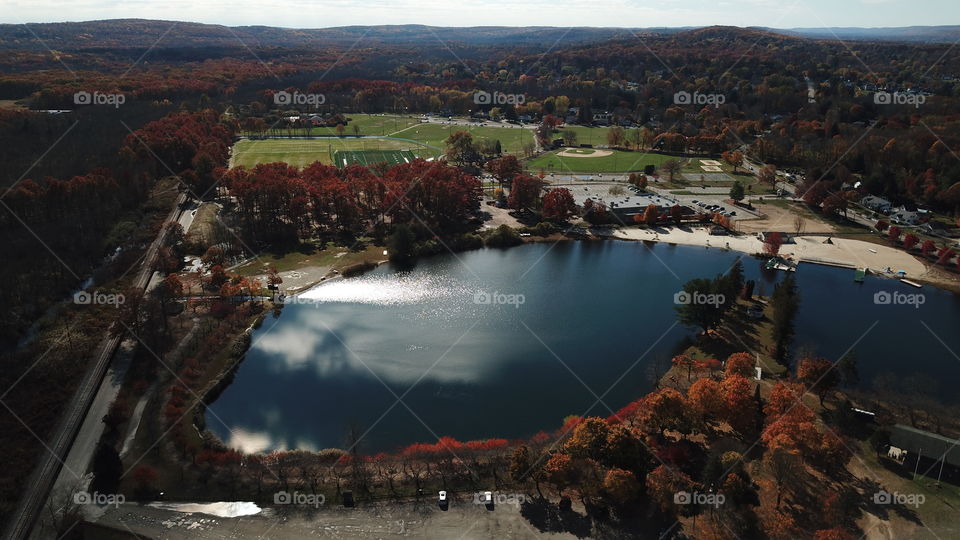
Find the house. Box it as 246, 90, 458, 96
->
860, 195, 892, 213
592, 111, 613, 125
891, 207, 922, 225
565, 107, 580, 124
889, 424, 960, 476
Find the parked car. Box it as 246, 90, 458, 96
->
438, 491, 448, 510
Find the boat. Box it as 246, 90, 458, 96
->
854, 268, 866, 283
765, 256, 797, 272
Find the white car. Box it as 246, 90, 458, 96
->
439, 490, 447, 502
484, 491, 493, 504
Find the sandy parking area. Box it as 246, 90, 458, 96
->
737, 202, 837, 234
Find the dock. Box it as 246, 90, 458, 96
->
900, 279, 922, 288
797, 256, 857, 269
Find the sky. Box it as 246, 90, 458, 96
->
0, 0, 956, 28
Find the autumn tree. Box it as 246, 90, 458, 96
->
645, 464, 695, 512
763, 232, 784, 256
672, 354, 695, 380
661, 159, 682, 182
797, 357, 839, 406
485, 155, 522, 188
903, 233, 920, 250
541, 188, 577, 222
757, 164, 777, 185
721, 374, 757, 435
444, 130, 479, 170
725, 352, 755, 379
564, 417, 610, 461
544, 453, 575, 495
508, 174, 542, 211
603, 468, 641, 506
688, 378, 724, 426
722, 150, 744, 172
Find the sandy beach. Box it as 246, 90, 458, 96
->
612, 226, 959, 290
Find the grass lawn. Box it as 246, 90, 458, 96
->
232, 241, 385, 277
242, 113, 422, 137
528, 148, 677, 173
552, 125, 618, 146
389, 121, 535, 155
231, 137, 439, 168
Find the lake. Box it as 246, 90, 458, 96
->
205, 241, 960, 454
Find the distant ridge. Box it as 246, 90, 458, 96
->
0, 19, 957, 50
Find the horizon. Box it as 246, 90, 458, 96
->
3, 18, 960, 31
1, 0, 958, 30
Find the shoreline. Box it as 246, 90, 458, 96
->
609, 226, 960, 293
274, 228, 960, 297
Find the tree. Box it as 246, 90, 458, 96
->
797, 357, 840, 406
672, 354, 694, 380
606, 126, 626, 148
688, 378, 724, 425
485, 155, 522, 188
903, 233, 920, 250
757, 164, 777, 185
729, 181, 745, 202
721, 374, 757, 435
564, 417, 610, 461
802, 182, 828, 208
444, 130, 479, 170
921, 239, 937, 257
763, 232, 784, 256
603, 425, 646, 471
770, 274, 799, 363
764, 434, 801, 509
642, 203, 659, 225
837, 351, 859, 388
661, 159, 682, 181
725, 352, 755, 379
814, 527, 856, 540
645, 464, 695, 512
387, 224, 416, 262
510, 445, 532, 482
887, 225, 901, 242
541, 188, 577, 222
674, 277, 724, 333
722, 150, 744, 172
644, 388, 693, 435
508, 174, 542, 210
603, 468, 641, 506
544, 453, 575, 494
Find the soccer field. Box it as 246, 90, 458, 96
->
332, 149, 418, 167
231, 138, 439, 169
390, 122, 535, 155
527, 148, 679, 173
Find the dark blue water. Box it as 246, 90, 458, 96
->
205, 242, 960, 454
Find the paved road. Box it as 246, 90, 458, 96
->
4, 192, 188, 540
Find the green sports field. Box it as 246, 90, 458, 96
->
332, 149, 417, 167
389, 122, 535, 155
231, 138, 439, 169
243, 114, 534, 155
527, 148, 679, 173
